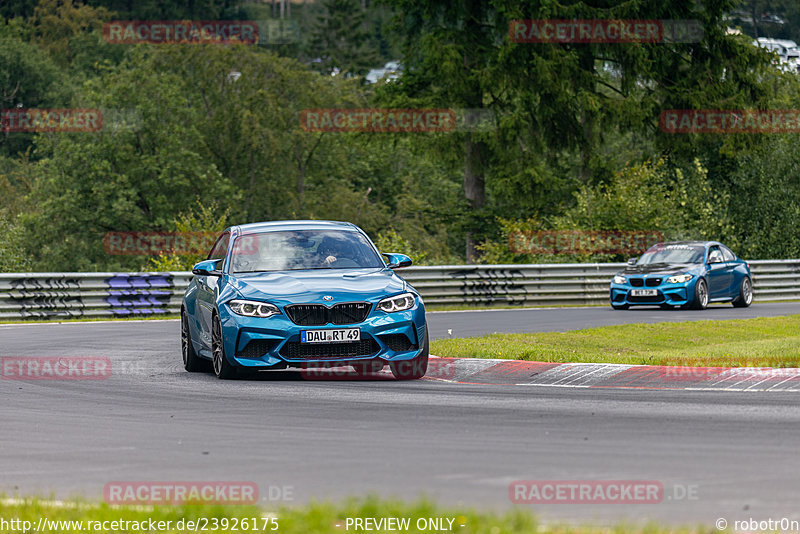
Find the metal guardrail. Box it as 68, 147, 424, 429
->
1, 260, 798, 319
0, 272, 193, 320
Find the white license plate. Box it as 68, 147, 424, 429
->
301, 328, 360, 343
630, 289, 658, 297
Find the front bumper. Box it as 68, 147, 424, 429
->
218, 302, 426, 369
609, 279, 697, 307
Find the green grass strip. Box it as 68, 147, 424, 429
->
0, 496, 706, 534
431, 315, 800, 367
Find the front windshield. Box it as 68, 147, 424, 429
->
637, 243, 705, 265
230, 229, 384, 272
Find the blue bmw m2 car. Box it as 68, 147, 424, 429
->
181, 221, 427, 379
609, 241, 753, 310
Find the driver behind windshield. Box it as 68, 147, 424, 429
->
638, 244, 705, 264
317, 236, 356, 266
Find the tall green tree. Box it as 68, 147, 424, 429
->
385, 0, 775, 262
307, 0, 380, 76
20, 44, 461, 270
0, 31, 69, 157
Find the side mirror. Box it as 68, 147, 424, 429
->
192, 259, 222, 276
382, 253, 413, 269
627, 258, 637, 265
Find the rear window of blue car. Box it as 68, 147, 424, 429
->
229, 230, 384, 272
638, 244, 705, 264
721, 246, 736, 262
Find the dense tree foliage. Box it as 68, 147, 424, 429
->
1, 0, 800, 272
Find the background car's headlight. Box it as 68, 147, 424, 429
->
666, 274, 693, 284
227, 300, 280, 318
613, 275, 627, 284
377, 292, 416, 313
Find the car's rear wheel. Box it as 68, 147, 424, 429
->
182, 311, 208, 372
212, 314, 238, 380
690, 278, 708, 310
732, 277, 753, 308
390, 325, 428, 380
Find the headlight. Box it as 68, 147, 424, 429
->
666, 274, 693, 284
613, 275, 627, 284
377, 292, 416, 313
227, 299, 281, 318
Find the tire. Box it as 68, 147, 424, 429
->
353, 361, 384, 375
390, 324, 429, 380
611, 303, 630, 310
211, 314, 238, 379
690, 278, 709, 310
182, 310, 208, 372
732, 277, 753, 308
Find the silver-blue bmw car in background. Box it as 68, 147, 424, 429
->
181, 220, 427, 379
609, 241, 753, 310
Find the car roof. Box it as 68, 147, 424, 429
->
652, 241, 721, 247
231, 220, 359, 235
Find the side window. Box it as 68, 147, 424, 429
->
707, 245, 723, 263
721, 246, 736, 262
207, 232, 230, 261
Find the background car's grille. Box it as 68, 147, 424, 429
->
645, 278, 662, 287
629, 278, 644, 287
236, 339, 276, 358
280, 338, 380, 359
285, 303, 371, 325
378, 333, 417, 352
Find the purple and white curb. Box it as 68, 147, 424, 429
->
426, 357, 800, 391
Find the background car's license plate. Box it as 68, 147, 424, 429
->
630, 289, 658, 296
301, 328, 360, 343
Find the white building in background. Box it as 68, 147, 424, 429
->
365, 61, 403, 84
754, 37, 800, 73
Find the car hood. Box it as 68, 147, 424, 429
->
619, 263, 700, 276
228, 268, 407, 303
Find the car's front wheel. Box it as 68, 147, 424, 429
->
390, 325, 428, 380
212, 314, 238, 380
689, 278, 709, 310
732, 277, 753, 308
182, 310, 208, 372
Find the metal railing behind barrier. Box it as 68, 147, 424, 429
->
0, 260, 798, 319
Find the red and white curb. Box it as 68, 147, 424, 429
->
426, 357, 800, 391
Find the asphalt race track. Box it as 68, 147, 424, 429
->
2, 303, 800, 527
